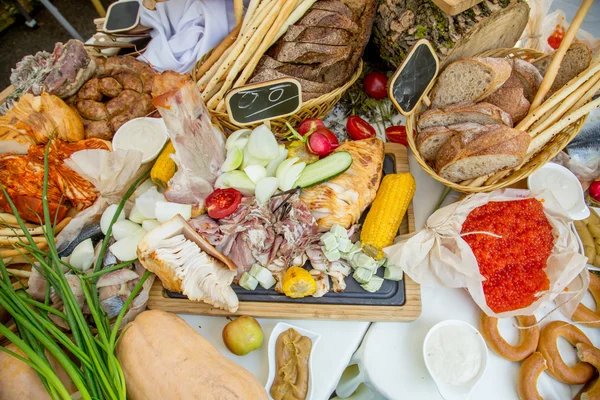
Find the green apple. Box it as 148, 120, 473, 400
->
222, 315, 264, 356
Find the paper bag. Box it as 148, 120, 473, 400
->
385, 188, 588, 318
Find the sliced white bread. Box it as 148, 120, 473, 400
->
431, 57, 512, 109
417, 123, 482, 161
484, 87, 530, 124
417, 102, 513, 130
435, 125, 530, 183
533, 42, 592, 96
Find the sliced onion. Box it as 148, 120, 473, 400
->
244, 165, 267, 184
155, 201, 192, 223
255, 177, 279, 204
242, 145, 270, 168
110, 229, 146, 262
215, 171, 256, 196
70, 238, 94, 271
112, 220, 143, 241
225, 129, 251, 151
135, 186, 166, 219
128, 205, 146, 224
280, 161, 306, 191
142, 219, 161, 231
266, 145, 288, 177
133, 179, 156, 199
247, 125, 279, 161
100, 204, 125, 235
221, 147, 243, 172
275, 157, 299, 182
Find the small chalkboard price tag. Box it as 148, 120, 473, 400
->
388, 39, 439, 116
225, 78, 303, 125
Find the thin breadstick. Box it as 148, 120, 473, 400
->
0, 225, 45, 237
485, 96, 600, 187
5, 268, 32, 278
195, 24, 241, 81
571, 74, 600, 111
201, 1, 275, 101
271, 0, 317, 45
206, 0, 284, 108
0, 213, 18, 225
517, 60, 600, 131
241, 0, 275, 35
0, 242, 48, 258
234, 0, 244, 25
205, 80, 226, 103
460, 179, 474, 186
198, 46, 235, 91
0, 236, 47, 246
3, 256, 29, 266
528, 72, 600, 137
241, 0, 261, 33
529, 103, 560, 132
468, 176, 488, 187
530, 0, 594, 110
232, 0, 299, 90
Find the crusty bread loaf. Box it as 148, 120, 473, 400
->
312, 0, 354, 18
435, 125, 530, 183
533, 42, 592, 96
250, 69, 337, 93
282, 26, 353, 45
417, 123, 482, 161
510, 59, 543, 102
417, 102, 513, 130
431, 58, 512, 109
297, 9, 359, 32
484, 87, 530, 123
268, 42, 352, 67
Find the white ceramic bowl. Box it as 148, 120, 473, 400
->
423, 320, 488, 400
112, 117, 168, 164
527, 162, 590, 220
265, 322, 321, 400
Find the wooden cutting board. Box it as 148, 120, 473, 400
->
147, 142, 422, 322
431, 0, 484, 16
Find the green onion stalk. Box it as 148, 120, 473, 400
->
0, 138, 151, 400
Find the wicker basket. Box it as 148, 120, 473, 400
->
194, 60, 363, 138
405, 48, 590, 194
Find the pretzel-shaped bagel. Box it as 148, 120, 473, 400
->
480, 313, 540, 361
575, 343, 600, 400
572, 273, 600, 328
537, 321, 595, 384
517, 352, 547, 400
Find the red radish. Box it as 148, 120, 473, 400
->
589, 180, 600, 204
363, 72, 388, 99
307, 128, 339, 157
298, 118, 326, 136
346, 116, 376, 140
385, 126, 408, 146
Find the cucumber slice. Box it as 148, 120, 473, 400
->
294, 151, 353, 188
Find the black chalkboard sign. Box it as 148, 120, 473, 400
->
225, 78, 302, 125
389, 39, 439, 116
104, 0, 140, 33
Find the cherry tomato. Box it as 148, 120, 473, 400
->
589, 180, 600, 205
206, 188, 242, 219
298, 118, 326, 136
363, 72, 388, 100
346, 116, 376, 140
385, 126, 408, 146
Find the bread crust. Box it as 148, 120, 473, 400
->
417, 102, 513, 129
572, 273, 600, 328
480, 313, 539, 362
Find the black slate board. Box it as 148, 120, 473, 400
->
167, 154, 406, 307
389, 39, 439, 115
225, 78, 302, 125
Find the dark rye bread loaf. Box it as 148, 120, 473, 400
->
417, 102, 513, 130
533, 42, 592, 96
250, 0, 377, 99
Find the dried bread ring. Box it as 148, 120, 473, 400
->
572, 273, 600, 328
576, 343, 600, 400
480, 313, 539, 361
517, 352, 547, 400
537, 321, 594, 384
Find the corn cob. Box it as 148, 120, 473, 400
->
151, 141, 177, 189
360, 173, 416, 260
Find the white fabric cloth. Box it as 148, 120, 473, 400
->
138, 0, 236, 73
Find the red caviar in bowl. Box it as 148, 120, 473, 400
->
461, 199, 554, 313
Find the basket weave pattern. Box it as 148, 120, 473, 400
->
405, 48, 589, 193
201, 61, 363, 137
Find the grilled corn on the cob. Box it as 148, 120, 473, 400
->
360, 173, 416, 259
151, 141, 176, 189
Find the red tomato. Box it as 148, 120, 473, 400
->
298, 118, 326, 136
363, 72, 388, 100
346, 116, 376, 140
385, 126, 408, 146
589, 180, 600, 204
206, 188, 242, 219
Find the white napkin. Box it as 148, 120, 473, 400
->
138, 0, 237, 73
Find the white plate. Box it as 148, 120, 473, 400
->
112, 117, 168, 164
265, 322, 321, 400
